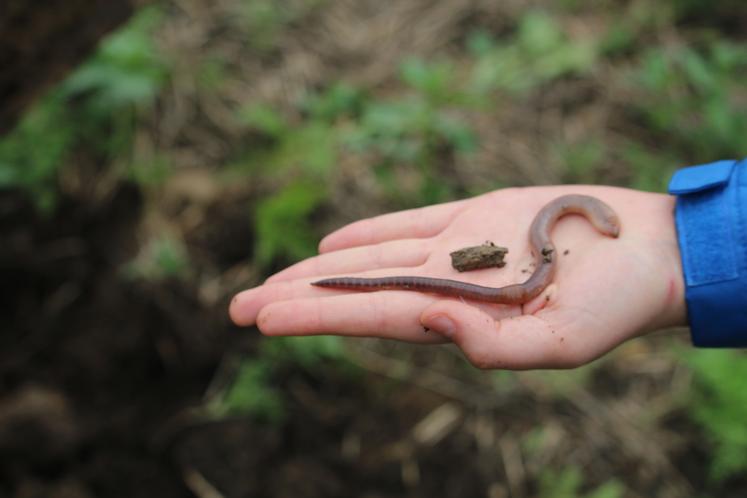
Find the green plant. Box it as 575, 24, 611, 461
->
238, 0, 324, 52
686, 350, 747, 480
399, 58, 461, 106
302, 81, 366, 121
237, 56, 481, 211
237, 85, 356, 177
0, 93, 76, 212
344, 58, 478, 205
634, 41, 747, 161
208, 360, 286, 422
197, 55, 230, 90
62, 9, 168, 110
236, 84, 365, 269
350, 96, 476, 156
556, 139, 607, 184
261, 336, 345, 369
0, 6, 168, 212
539, 467, 625, 498
239, 103, 290, 138
127, 154, 173, 186
468, 11, 598, 96
238, 73, 476, 266
254, 182, 326, 268
620, 142, 678, 193
520, 363, 599, 398
123, 235, 190, 281
206, 336, 346, 422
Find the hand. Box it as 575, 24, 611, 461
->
229, 186, 686, 369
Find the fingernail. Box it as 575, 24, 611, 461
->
423, 315, 456, 339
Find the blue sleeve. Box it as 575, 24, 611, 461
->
668, 158, 747, 347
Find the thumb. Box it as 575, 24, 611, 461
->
420, 300, 501, 369
420, 300, 572, 370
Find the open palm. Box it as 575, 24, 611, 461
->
230, 185, 685, 369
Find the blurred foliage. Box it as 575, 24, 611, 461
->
238, 0, 325, 52
0, 6, 169, 212
208, 360, 286, 422
235, 84, 366, 269
0, 97, 75, 212
240, 70, 477, 268
127, 153, 173, 186
122, 235, 191, 281
254, 182, 326, 267
686, 350, 747, 480
620, 142, 678, 193
207, 335, 347, 422
467, 11, 597, 96
347, 58, 477, 204
539, 467, 624, 498
556, 139, 607, 184
633, 41, 747, 163
262, 335, 346, 369
197, 55, 231, 91
522, 430, 626, 497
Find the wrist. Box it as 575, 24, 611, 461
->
647, 194, 688, 331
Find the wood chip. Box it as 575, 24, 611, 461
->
450, 242, 508, 272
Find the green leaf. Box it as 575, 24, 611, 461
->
212, 360, 285, 421
400, 58, 456, 104
687, 350, 747, 480
254, 182, 325, 267
62, 6, 168, 108
466, 29, 496, 56
262, 336, 345, 368
433, 115, 478, 153
518, 11, 565, 56
238, 104, 288, 137
539, 466, 624, 498
304, 82, 365, 121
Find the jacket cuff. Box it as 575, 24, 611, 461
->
668, 159, 747, 347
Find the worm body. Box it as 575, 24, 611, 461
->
311, 194, 620, 304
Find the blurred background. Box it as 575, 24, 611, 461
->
1, 0, 746, 497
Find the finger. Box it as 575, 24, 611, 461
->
319, 198, 468, 253
257, 292, 447, 344
231, 278, 308, 327
232, 268, 429, 327
420, 301, 590, 370
231, 267, 521, 328
265, 238, 430, 284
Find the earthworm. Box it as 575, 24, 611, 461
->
311, 194, 620, 304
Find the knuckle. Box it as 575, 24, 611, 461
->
367, 294, 388, 332
368, 242, 384, 267
360, 218, 376, 245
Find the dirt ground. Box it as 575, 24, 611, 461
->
0, 183, 711, 498
2, 1, 747, 497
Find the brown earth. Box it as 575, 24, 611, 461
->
2, 1, 747, 497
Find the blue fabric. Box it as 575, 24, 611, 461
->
669, 160, 735, 194
668, 159, 747, 347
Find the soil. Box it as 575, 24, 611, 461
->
3, 182, 746, 498
3, 1, 747, 497
0, 185, 499, 498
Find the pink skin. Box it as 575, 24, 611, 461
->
311, 195, 621, 304
230, 186, 687, 370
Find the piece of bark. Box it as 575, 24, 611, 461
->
449, 242, 508, 272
